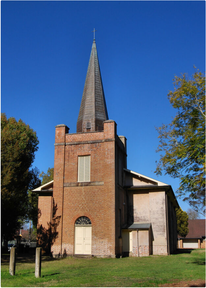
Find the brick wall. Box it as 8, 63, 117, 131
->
51, 120, 127, 257
38, 196, 52, 229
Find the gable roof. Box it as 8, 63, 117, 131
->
77, 40, 108, 133
123, 168, 168, 187
32, 180, 53, 193
123, 168, 179, 208
181, 219, 205, 239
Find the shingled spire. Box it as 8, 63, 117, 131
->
77, 39, 108, 133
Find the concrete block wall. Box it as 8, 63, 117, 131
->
149, 192, 167, 255
138, 230, 150, 257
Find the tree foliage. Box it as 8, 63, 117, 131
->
1, 114, 39, 242
176, 208, 189, 238
155, 69, 205, 214
27, 168, 41, 228
187, 208, 199, 220
39, 167, 54, 185
21, 227, 37, 242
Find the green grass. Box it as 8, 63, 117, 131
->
1, 249, 205, 287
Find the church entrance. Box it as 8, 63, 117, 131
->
74, 216, 92, 255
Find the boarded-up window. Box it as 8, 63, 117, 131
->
78, 155, 90, 182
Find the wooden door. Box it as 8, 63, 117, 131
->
75, 226, 92, 254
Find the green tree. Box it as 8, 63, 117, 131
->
39, 167, 54, 185
176, 208, 189, 237
155, 69, 205, 214
27, 167, 41, 228
1, 114, 39, 245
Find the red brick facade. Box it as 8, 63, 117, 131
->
40, 120, 127, 257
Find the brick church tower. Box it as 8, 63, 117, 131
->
52, 39, 127, 257
35, 38, 178, 258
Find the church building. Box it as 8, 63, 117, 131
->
34, 38, 178, 258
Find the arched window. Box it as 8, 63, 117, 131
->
75, 216, 91, 225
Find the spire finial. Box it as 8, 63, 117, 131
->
92, 28, 96, 41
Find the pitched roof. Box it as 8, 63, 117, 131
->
123, 168, 179, 208
77, 40, 108, 133
32, 180, 54, 192
183, 219, 205, 239
123, 168, 168, 187
128, 223, 151, 230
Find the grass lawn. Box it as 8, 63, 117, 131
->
1, 249, 205, 287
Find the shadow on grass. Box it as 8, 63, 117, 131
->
42, 273, 60, 278
173, 249, 194, 254
17, 271, 35, 276
191, 259, 206, 265
1, 254, 61, 266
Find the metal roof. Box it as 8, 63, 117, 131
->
127, 223, 151, 230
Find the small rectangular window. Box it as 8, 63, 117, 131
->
78, 155, 90, 182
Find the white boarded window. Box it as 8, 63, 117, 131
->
78, 155, 90, 182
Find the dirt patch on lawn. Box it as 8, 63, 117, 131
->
159, 279, 205, 287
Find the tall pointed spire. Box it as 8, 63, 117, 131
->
77, 39, 108, 133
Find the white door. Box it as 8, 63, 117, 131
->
75, 226, 92, 254
122, 231, 132, 252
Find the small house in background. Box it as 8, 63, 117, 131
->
34, 38, 179, 258
21, 229, 29, 241
178, 219, 205, 249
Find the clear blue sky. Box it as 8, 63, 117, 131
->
2, 1, 205, 215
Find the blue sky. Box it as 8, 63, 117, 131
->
2, 1, 205, 215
